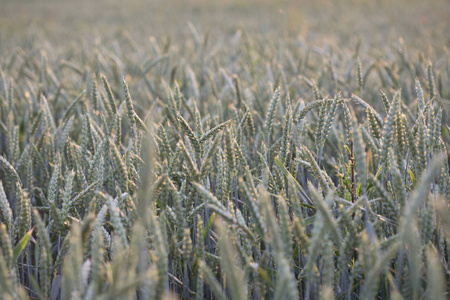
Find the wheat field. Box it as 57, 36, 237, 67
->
0, 0, 450, 299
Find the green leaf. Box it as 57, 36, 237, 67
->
274, 156, 313, 206
28, 273, 46, 300
13, 228, 33, 262
302, 216, 316, 227
408, 168, 416, 185
202, 213, 216, 242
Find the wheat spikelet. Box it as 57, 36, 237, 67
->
0, 223, 12, 269
0, 182, 13, 235
380, 90, 401, 162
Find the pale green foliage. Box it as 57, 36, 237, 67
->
0, 22, 449, 300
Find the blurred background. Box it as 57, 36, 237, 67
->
1, 0, 449, 52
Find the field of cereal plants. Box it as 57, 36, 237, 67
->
0, 0, 450, 299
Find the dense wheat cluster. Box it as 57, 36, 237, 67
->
0, 0, 450, 299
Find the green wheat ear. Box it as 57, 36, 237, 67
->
265, 86, 281, 135
380, 90, 401, 162
0, 182, 13, 235
0, 223, 13, 268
